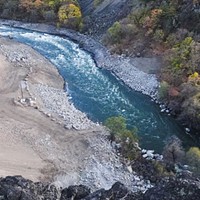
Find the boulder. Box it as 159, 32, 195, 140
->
61, 185, 90, 200
84, 182, 143, 200
146, 150, 154, 159
0, 176, 60, 200
142, 149, 147, 154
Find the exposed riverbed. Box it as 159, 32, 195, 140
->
0, 22, 198, 152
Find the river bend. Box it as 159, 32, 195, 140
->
0, 25, 196, 152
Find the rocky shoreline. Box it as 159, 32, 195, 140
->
31, 84, 97, 130
0, 19, 159, 98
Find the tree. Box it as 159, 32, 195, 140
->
45, 0, 62, 11
58, 3, 82, 29
19, 0, 34, 11
1, 0, 18, 19
107, 21, 122, 43
162, 135, 185, 165
105, 116, 138, 160
186, 147, 200, 175
104, 116, 126, 139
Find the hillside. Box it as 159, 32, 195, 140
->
79, 0, 200, 133
0, 0, 82, 29
78, 0, 138, 37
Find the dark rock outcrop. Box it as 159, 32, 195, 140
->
0, 176, 200, 200
0, 176, 60, 200
61, 185, 90, 200
144, 178, 200, 200
84, 182, 143, 200
131, 156, 166, 183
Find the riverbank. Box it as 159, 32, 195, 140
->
0, 19, 159, 98
0, 34, 154, 191
0, 36, 96, 180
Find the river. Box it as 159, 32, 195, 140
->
0, 25, 197, 152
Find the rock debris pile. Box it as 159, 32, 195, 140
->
32, 84, 97, 130
107, 55, 159, 97
79, 135, 153, 192
141, 149, 163, 161
0, 44, 32, 67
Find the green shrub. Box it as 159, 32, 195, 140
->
158, 81, 170, 99
153, 29, 165, 42
105, 116, 138, 160
159, 3, 177, 33
164, 36, 197, 85
175, 37, 192, 61
186, 147, 200, 175
153, 160, 173, 177
166, 33, 178, 47
105, 116, 126, 135
129, 8, 149, 28
107, 21, 122, 44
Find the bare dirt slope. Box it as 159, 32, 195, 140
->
0, 37, 102, 182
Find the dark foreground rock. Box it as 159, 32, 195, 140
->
61, 185, 90, 200
0, 176, 200, 200
83, 182, 143, 200
0, 176, 60, 199
144, 178, 200, 200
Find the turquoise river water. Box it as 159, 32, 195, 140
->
0, 25, 198, 152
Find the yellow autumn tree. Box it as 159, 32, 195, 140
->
58, 3, 82, 29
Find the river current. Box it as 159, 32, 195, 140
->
0, 25, 197, 152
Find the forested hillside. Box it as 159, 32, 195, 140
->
101, 0, 200, 132
0, 0, 82, 29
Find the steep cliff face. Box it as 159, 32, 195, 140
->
78, 0, 139, 37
